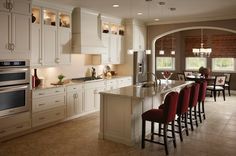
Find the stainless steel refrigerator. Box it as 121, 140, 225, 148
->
133, 51, 148, 85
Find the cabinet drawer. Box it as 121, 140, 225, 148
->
33, 87, 65, 98
32, 106, 66, 127
33, 94, 65, 112
67, 84, 83, 92
84, 81, 106, 89
0, 121, 31, 138
106, 79, 117, 86
0, 112, 30, 129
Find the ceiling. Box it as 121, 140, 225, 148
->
39, 0, 236, 25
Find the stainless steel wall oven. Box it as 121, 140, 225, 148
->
0, 60, 30, 117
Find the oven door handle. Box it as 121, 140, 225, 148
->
0, 68, 29, 73
0, 85, 29, 93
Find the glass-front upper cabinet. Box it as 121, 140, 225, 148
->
59, 12, 71, 28
32, 7, 41, 24
102, 22, 124, 36
43, 9, 56, 26
102, 23, 109, 34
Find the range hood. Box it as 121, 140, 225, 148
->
72, 8, 106, 54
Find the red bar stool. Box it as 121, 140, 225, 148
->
188, 83, 200, 131
141, 92, 179, 155
197, 80, 207, 123
176, 86, 191, 141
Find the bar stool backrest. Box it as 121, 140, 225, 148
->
189, 83, 200, 107
177, 86, 191, 115
163, 92, 179, 123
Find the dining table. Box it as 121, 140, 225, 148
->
186, 75, 215, 84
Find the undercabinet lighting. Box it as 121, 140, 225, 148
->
137, 12, 143, 15
171, 50, 175, 55
154, 18, 160, 21
145, 50, 151, 55
112, 4, 119, 8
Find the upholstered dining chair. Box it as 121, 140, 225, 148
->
177, 73, 185, 81
141, 92, 179, 155
207, 75, 226, 102
184, 71, 193, 77
224, 73, 231, 96
197, 80, 207, 123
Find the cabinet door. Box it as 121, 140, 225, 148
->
101, 34, 109, 64
43, 26, 57, 66
84, 88, 95, 112
139, 26, 146, 50
58, 28, 71, 65
109, 34, 118, 63
0, 0, 8, 12
75, 90, 83, 114
12, 13, 31, 54
31, 24, 42, 66
11, 0, 31, 15
94, 86, 106, 110
0, 11, 11, 54
67, 92, 76, 117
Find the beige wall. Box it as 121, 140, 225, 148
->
147, 19, 236, 90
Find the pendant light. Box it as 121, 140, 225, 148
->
159, 38, 164, 55
171, 34, 175, 55
192, 29, 212, 57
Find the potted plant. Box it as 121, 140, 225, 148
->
58, 74, 65, 85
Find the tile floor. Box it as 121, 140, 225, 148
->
1, 95, 236, 156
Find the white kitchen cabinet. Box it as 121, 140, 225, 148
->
58, 27, 71, 65
66, 85, 83, 117
106, 79, 118, 90
0, 112, 31, 138
94, 86, 106, 110
100, 17, 125, 65
0, 0, 31, 59
117, 77, 132, 88
32, 87, 66, 127
43, 25, 57, 66
31, 4, 72, 67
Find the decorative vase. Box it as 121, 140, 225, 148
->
34, 69, 41, 87
32, 14, 36, 23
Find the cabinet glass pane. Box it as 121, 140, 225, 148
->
102, 23, 109, 34
111, 24, 118, 35
59, 13, 70, 28
32, 7, 40, 24
119, 25, 125, 36
43, 9, 56, 26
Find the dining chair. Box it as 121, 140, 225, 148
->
207, 75, 226, 102
142, 92, 179, 155
184, 71, 193, 77
224, 73, 231, 96
177, 73, 185, 81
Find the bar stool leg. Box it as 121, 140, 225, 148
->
151, 122, 154, 140
141, 119, 145, 149
171, 121, 177, 148
189, 108, 194, 131
223, 90, 225, 101
177, 116, 183, 142
184, 113, 189, 136
202, 101, 206, 120
194, 106, 198, 127
164, 124, 169, 155
198, 101, 202, 123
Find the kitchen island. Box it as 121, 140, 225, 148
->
99, 80, 193, 146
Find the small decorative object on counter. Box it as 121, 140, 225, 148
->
162, 71, 172, 82
91, 67, 96, 79
33, 69, 41, 87
58, 74, 65, 85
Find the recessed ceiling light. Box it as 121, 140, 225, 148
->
154, 18, 160, 21
112, 4, 119, 8
137, 12, 143, 15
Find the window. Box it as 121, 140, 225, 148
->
156, 57, 175, 71
185, 57, 207, 71
212, 58, 235, 72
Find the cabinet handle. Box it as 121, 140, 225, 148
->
38, 93, 45, 95
38, 103, 45, 106
11, 43, 15, 50
9, 2, 13, 10
55, 113, 61, 116
16, 125, 24, 129
55, 58, 60, 63
39, 58, 43, 64
39, 117, 45, 120
0, 130, 6, 134
55, 100, 60, 103
55, 90, 60, 93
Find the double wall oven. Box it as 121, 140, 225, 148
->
0, 60, 30, 117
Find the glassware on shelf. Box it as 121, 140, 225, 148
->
43, 9, 56, 26
32, 7, 40, 24
111, 24, 118, 35
102, 23, 109, 33
119, 25, 125, 35
59, 13, 70, 28
161, 71, 172, 82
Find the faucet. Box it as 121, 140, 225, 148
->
146, 72, 161, 88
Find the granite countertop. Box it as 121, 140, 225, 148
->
100, 80, 194, 99
32, 75, 132, 90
